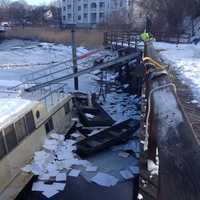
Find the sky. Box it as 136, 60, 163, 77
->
12, 0, 53, 6
27, 0, 51, 5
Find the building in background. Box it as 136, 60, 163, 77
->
61, 0, 129, 27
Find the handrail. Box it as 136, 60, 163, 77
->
25, 52, 140, 92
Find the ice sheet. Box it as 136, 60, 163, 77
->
120, 170, 134, 180
32, 181, 65, 191
42, 189, 59, 198
129, 166, 140, 175
91, 172, 118, 187
56, 173, 67, 181
0, 79, 21, 87
86, 166, 98, 172
68, 169, 81, 177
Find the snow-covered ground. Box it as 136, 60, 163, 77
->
0, 39, 90, 88
154, 41, 200, 104
0, 39, 88, 67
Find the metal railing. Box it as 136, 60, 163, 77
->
39, 83, 66, 110
25, 52, 141, 92
104, 31, 141, 49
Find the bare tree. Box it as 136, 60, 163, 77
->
0, 0, 10, 21
140, 0, 196, 34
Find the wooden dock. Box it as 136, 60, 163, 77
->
144, 41, 200, 200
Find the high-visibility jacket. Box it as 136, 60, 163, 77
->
140, 32, 150, 42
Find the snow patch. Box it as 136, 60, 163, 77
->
154, 41, 200, 105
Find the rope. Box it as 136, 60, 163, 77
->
143, 57, 167, 70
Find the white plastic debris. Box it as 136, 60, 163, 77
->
129, 166, 139, 175
68, 169, 81, 177
86, 166, 98, 172
147, 159, 159, 176
50, 133, 65, 141
32, 181, 65, 198
32, 182, 49, 192
22, 163, 44, 176
118, 151, 130, 158
56, 173, 66, 181
91, 172, 118, 187
191, 100, 198, 104
43, 139, 59, 151
138, 193, 143, 200
85, 113, 95, 119
38, 174, 51, 181
42, 189, 59, 198
120, 170, 134, 180
71, 132, 81, 138
21, 164, 32, 173
51, 183, 66, 191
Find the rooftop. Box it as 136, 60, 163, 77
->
0, 98, 38, 129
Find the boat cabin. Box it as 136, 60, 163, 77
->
0, 94, 73, 199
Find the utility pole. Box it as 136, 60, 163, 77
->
71, 28, 79, 90
71, 0, 79, 90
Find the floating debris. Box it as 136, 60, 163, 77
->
91, 172, 118, 187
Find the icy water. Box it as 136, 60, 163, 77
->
0, 39, 140, 122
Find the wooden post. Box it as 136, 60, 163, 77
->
71, 28, 79, 90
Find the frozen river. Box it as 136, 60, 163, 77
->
0, 39, 140, 122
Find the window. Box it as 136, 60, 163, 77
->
84, 4, 88, 9
0, 131, 6, 159
63, 15, 66, 20
78, 6, 81, 11
67, 4, 71, 9
15, 118, 27, 142
68, 14, 72, 19
84, 13, 88, 19
78, 15, 81, 20
25, 111, 35, 135
90, 13, 97, 23
64, 102, 70, 115
99, 2, 105, 8
63, 6, 66, 11
45, 118, 54, 134
4, 124, 18, 153
100, 13, 104, 18
91, 2, 97, 9
36, 110, 40, 119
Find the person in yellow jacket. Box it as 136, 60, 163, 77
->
140, 31, 151, 42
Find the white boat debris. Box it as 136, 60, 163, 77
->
91, 172, 119, 187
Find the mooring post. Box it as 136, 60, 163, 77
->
71, 28, 79, 90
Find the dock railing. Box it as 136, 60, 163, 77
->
104, 31, 141, 49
